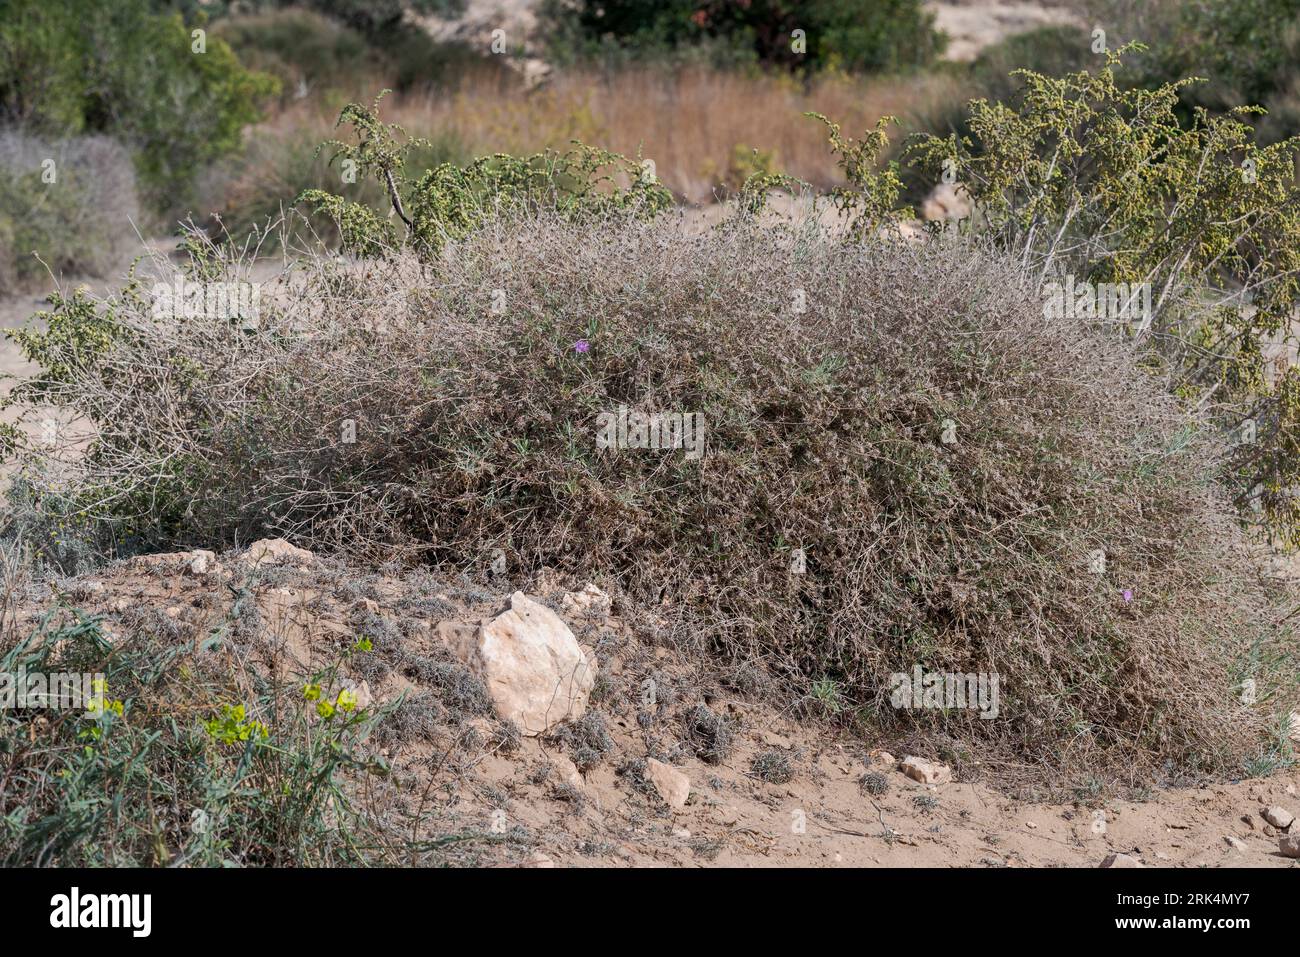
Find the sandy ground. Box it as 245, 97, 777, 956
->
928, 1, 1081, 62
10, 548, 1296, 869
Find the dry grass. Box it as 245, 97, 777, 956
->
213, 65, 962, 211
419, 67, 963, 201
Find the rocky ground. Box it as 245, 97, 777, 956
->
12, 538, 1299, 868
928, 0, 1080, 62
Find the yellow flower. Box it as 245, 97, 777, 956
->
336, 689, 357, 713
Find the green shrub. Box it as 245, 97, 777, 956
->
1162, 0, 1300, 115
196, 121, 468, 250
211, 8, 377, 102
968, 24, 1097, 107
0, 0, 277, 209
295, 94, 672, 258
211, 5, 504, 100
1087, 0, 1300, 143
0, 132, 140, 294
873, 48, 1300, 546
540, 0, 946, 73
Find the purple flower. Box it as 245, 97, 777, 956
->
574, 339, 590, 354
1122, 589, 1134, 603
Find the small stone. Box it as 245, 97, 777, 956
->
523, 851, 555, 868
1099, 853, 1143, 868
900, 755, 952, 785
553, 754, 585, 791
713, 805, 740, 826
74, 581, 106, 599
645, 757, 690, 810
243, 537, 314, 568
1263, 805, 1294, 829
1280, 833, 1300, 859
1224, 835, 1248, 852
188, 549, 216, 575
560, 583, 612, 619
868, 749, 896, 769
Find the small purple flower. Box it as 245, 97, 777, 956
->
1122, 589, 1134, 603
574, 339, 590, 354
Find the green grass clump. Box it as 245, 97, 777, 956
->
0, 610, 398, 866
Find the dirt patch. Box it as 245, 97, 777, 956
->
928, 0, 1081, 62
10, 544, 1297, 868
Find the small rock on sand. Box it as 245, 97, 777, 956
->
900, 756, 952, 785
1262, 805, 1294, 829
645, 757, 690, 810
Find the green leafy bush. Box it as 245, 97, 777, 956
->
541, 0, 946, 73
211, 8, 377, 102
832, 48, 1300, 546
196, 121, 468, 250
296, 94, 672, 258
0, 0, 277, 209
1155, 0, 1300, 120
211, 4, 503, 100
1088, 0, 1300, 143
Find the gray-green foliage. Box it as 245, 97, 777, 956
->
0, 132, 139, 293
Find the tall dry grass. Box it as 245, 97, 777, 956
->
414, 67, 963, 201
226, 66, 963, 207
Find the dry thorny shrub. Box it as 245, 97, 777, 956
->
4, 211, 1298, 784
